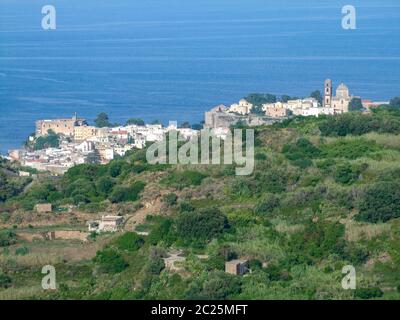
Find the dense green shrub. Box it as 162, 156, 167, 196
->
179, 201, 195, 213
263, 263, 291, 281
145, 256, 165, 275
109, 181, 145, 203
256, 169, 292, 194
162, 193, 178, 207
320, 139, 381, 160
319, 112, 400, 137
356, 181, 400, 223
176, 208, 228, 245
113, 232, 144, 252
64, 163, 107, 181
161, 170, 206, 189
254, 194, 280, 215
390, 97, 400, 108
0, 231, 17, 247
282, 138, 321, 162
244, 93, 277, 106
93, 249, 128, 274
343, 244, 369, 265
334, 163, 360, 185
289, 221, 346, 263
186, 271, 242, 300
15, 247, 29, 256
0, 167, 31, 202
96, 177, 115, 195
148, 218, 177, 246
108, 160, 127, 178
349, 98, 364, 111
249, 259, 263, 271
354, 287, 383, 299
33, 130, 60, 150
0, 272, 12, 289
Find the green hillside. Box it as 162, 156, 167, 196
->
1, 106, 400, 300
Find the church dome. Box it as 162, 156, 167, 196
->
336, 83, 350, 99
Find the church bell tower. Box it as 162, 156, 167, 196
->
324, 79, 332, 108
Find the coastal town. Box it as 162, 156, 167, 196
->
6, 80, 387, 174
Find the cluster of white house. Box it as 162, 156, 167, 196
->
8, 118, 198, 174
226, 80, 353, 119
8, 79, 387, 174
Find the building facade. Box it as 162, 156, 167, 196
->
36, 113, 87, 137
324, 80, 351, 114
227, 99, 253, 115
74, 126, 98, 142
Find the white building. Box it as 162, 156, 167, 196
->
228, 99, 253, 115
87, 215, 124, 233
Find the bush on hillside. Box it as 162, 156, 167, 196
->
355, 181, 400, 223
109, 181, 145, 203
93, 249, 128, 274
176, 207, 228, 245
113, 232, 144, 252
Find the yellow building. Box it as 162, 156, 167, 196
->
74, 126, 98, 141
35, 113, 87, 137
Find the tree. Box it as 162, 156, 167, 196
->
310, 90, 323, 105
162, 193, 178, 207
145, 256, 165, 275
176, 207, 228, 244
93, 249, 128, 274
354, 287, 383, 299
191, 123, 203, 130
334, 163, 359, 185
280, 95, 299, 103
114, 232, 144, 252
109, 181, 145, 203
244, 93, 277, 106
290, 221, 346, 263
94, 113, 111, 128
282, 138, 321, 167
96, 177, 115, 195
186, 271, 242, 300
390, 96, 400, 108
34, 130, 60, 150
349, 98, 364, 111
126, 118, 145, 126
0, 231, 17, 247
319, 113, 400, 137
180, 121, 190, 128
148, 218, 177, 246
0, 272, 11, 289
356, 181, 400, 223
108, 160, 126, 178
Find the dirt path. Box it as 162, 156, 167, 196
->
124, 197, 162, 231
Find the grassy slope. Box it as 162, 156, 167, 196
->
1, 111, 400, 300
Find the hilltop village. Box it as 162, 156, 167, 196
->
205, 80, 385, 128
1, 79, 400, 300
7, 80, 386, 174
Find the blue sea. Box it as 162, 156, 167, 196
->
0, 0, 399, 153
